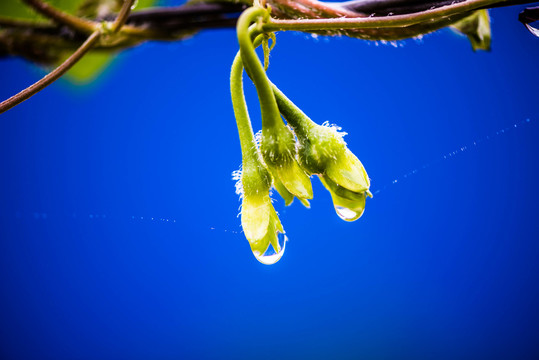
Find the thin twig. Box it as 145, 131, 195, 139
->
0, 30, 101, 114
21, 0, 163, 38
0, 0, 142, 114
111, 1, 163, 39
22, 0, 98, 34
111, 0, 136, 33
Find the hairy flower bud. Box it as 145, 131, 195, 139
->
260, 123, 313, 202
272, 84, 371, 220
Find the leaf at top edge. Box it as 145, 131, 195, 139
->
0, 0, 84, 22
0, 0, 157, 21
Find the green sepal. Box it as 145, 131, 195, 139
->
320, 175, 367, 222
451, 10, 491, 51
273, 158, 313, 200
270, 165, 312, 208
248, 203, 284, 258
325, 147, 370, 194
299, 198, 311, 209
270, 171, 295, 206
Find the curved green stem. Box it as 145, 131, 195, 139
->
237, 7, 282, 130
271, 83, 316, 139
230, 51, 259, 168
263, 0, 502, 32
242, 33, 315, 139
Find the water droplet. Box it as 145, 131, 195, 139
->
253, 233, 287, 265
335, 205, 363, 221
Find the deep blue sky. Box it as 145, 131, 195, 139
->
1, 3, 539, 359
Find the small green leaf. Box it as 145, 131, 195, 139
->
451, 10, 491, 51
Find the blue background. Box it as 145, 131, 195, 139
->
1, 3, 539, 359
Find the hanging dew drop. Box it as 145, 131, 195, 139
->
253, 233, 287, 265
335, 205, 363, 222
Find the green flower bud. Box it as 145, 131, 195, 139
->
240, 156, 271, 197
240, 190, 287, 265
260, 123, 313, 202
247, 203, 286, 265
272, 84, 370, 194
241, 192, 271, 242
298, 123, 370, 193
234, 159, 287, 264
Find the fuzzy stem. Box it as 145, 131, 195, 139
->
237, 7, 283, 130
230, 51, 259, 168
262, 0, 504, 32
271, 83, 316, 138
243, 34, 315, 138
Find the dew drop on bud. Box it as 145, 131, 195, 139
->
253, 233, 287, 265
335, 205, 363, 222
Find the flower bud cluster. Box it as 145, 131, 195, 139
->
230, 5, 371, 264
272, 84, 371, 221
